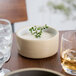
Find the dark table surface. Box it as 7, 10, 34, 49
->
4, 31, 74, 76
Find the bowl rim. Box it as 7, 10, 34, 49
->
16, 25, 59, 41
5, 68, 64, 76
0, 18, 11, 24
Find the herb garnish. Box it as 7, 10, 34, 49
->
29, 24, 48, 38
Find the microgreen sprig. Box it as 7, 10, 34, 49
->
29, 24, 48, 38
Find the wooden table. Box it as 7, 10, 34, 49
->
4, 31, 73, 76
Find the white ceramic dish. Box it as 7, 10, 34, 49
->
16, 26, 59, 59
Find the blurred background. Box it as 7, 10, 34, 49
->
15, 0, 76, 31
0, 0, 76, 32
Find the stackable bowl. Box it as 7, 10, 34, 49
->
16, 26, 59, 59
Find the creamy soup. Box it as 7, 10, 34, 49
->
17, 26, 55, 40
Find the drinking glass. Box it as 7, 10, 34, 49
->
0, 19, 12, 62
0, 52, 10, 76
60, 31, 76, 75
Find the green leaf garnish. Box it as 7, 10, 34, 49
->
29, 24, 48, 38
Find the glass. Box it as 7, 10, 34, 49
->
60, 31, 76, 75
0, 19, 12, 62
0, 52, 10, 76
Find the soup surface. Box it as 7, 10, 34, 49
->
17, 27, 54, 40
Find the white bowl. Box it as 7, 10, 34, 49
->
16, 26, 59, 59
